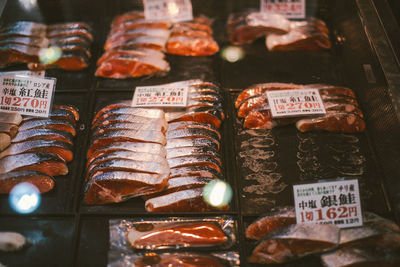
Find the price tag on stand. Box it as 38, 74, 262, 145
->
0, 70, 45, 78
0, 75, 56, 117
132, 83, 188, 107
267, 88, 326, 118
293, 179, 363, 228
260, 0, 306, 19
143, 0, 193, 22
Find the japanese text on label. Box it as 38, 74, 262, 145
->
132, 84, 188, 107
293, 179, 363, 228
267, 89, 326, 118
260, 0, 306, 19
0, 75, 55, 117
143, 0, 193, 22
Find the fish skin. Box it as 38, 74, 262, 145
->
248, 223, 340, 264
0, 133, 11, 152
92, 121, 167, 137
46, 28, 93, 42
167, 121, 221, 140
88, 129, 166, 156
0, 152, 68, 176
296, 112, 365, 133
18, 119, 76, 136
84, 171, 169, 204
52, 104, 80, 121
0, 139, 73, 162
165, 137, 219, 151
246, 206, 296, 240
189, 92, 222, 103
12, 128, 73, 144
47, 22, 92, 33
167, 128, 220, 148
0, 123, 18, 138
0, 170, 55, 194
0, 112, 22, 125
87, 150, 167, 172
169, 165, 223, 179
166, 107, 223, 128
128, 222, 227, 249
93, 114, 167, 130
92, 100, 132, 123
86, 158, 170, 181
87, 141, 166, 162
92, 107, 165, 128
145, 188, 228, 212
22, 108, 76, 123
166, 146, 221, 165
168, 155, 221, 172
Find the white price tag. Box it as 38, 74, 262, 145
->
143, 0, 193, 22
0, 75, 56, 118
293, 179, 363, 228
267, 89, 326, 118
132, 84, 188, 107
260, 0, 306, 19
0, 70, 45, 78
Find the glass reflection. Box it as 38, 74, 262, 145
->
221, 46, 245, 63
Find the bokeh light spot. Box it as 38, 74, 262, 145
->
9, 182, 41, 214
203, 179, 233, 208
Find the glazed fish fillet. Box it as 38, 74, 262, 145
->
0, 170, 55, 194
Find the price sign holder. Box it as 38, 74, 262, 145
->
260, 0, 306, 19
0, 75, 56, 118
132, 83, 188, 108
143, 0, 193, 22
293, 179, 363, 228
267, 88, 326, 118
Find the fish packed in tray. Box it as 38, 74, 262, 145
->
235, 82, 365, 133
0, 21, 93, 70
0, 105, 79, 194
84, 80, 227, 212
227, 11, 331, 51
96, 11, 219, 79
245, 207, 400, 265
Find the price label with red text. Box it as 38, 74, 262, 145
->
293, 179, 363, 228
0, 75, 56, 118
267, 89, 326, 118
260, 0, 305, 19
132, 84, 188, 107
144, 0, 193, 22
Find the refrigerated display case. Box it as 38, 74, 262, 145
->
1, 0, 400, 266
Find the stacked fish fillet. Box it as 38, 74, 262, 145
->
0, 21, 93, 70
227, 11, 331, 51
236, 83, 365, 133
0, 106, 79, 194
96, 11, 219, 79
85, 81, 226, 212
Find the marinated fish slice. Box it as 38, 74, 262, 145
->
0, 139, 73, 162
0, 21, 46, 37
246, 207, 296, 240
51, 49, 90, 71
168, 155, 221, 172
95, 54, 170, 79
111, 11, 144, 27
84, 171, 169, 204
108, 35, 168, 51
88, 130, 166, 155
248, 223, 340, 264
363, 212, 400, 232
18, 119, 76, 136
166, 128, 220, 148
87, 142, 166, 163
47, 28, 93, 42
170, 26, 212, 38
0, 123, 18, 138
110, 19, 170, 35
189, 87, 221, 96
23, 108, 76, 123
92, 107, 164, 127
145, 188, 228, 212
49, 35, 92, 48
52, 104, 80, 121
266, 30, 331, 51
189, 92, 222, 103
0, 152, 68, 176
86, 159, 169, 181
165, 137, 219, 152
87, 150, 167, 172
58, 44, 91, 58
166, 146, 221, 164
0, 170, 55, 194
166, 35, 219, 56
243, 109, 273, 129
134, 253, 224, 267
47, 22, 92, 33
0, 112, 22, 125
296, 112, 365, 133
317, 86, 356, 98
321, 247, 400, 267
166, 107, 223, 128
105, 28, 170, 49
0, 36, 48, 48
0, 133, 11, 152
0, 232, 27, 251
0, 43, 40, 66
169, 165, 223, 179
339, 225, 400, 248
128, 222, 227, 249
93, 114, 167, 130
167, 121, 221, 139
97, 47, 165, 66
174, 20, 214, 35
92, 100, 131, 123
92, 121, 167, 137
